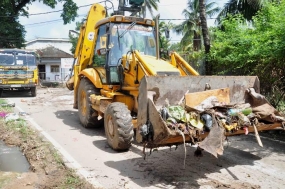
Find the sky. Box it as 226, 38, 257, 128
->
19, 0, 227, 43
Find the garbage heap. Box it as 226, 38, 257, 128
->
159, 87, 285, 157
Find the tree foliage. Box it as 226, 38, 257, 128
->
158, 21, 173, 59
0, 5, 25, 48
217, 0, 273, 22
174, 0, 219, 51
210, 1, 285, 103
0, 0, 78, 48
142, 0, 160, 18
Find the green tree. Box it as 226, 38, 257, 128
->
141, 0, 160, 18
158, 21, 174, 59
210, 1, 285, 104
217, 0, 273, 21
0, 5, 25, 48
69, 20, 83, 54
0, 0, 78, 48
174, 0, 219, 51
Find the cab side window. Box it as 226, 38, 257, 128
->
93, 25, 107, 66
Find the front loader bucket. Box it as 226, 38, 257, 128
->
136, 75, 260, 147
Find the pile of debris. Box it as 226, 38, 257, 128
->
159, 87, 285, 157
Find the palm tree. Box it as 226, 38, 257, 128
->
158, 21, 175, 58
217, 0, 273, 21
199, 0, 211, 74
174, 0, 220, 51
142, 0, 160, 18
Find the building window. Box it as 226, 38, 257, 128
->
51, 65, 60, 73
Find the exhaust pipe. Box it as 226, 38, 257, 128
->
155, 14, 160, 60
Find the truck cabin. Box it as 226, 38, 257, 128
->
0, 49, 36, 67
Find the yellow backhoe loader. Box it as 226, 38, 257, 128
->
66, 1, 284, 155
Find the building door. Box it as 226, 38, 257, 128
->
38, 64, 46, 80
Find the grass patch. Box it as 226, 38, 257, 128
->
0, 100, 14, 114
0, 99, 6, 104
61, 170, 85, 189
5, 118, 31, 139
52, 148, 65, 165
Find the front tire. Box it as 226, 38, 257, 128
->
104, 102, 134, 151
78, 78, 103, 128
31, 87, 37, 97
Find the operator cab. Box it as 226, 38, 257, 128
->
93, 16, 156, 85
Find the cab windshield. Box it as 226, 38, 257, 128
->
110, 23, 156, 57
0, 53, 14, 65
0, 52, 36, 66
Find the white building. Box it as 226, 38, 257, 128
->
25, 38, 72, 54
25, 38, 74, 82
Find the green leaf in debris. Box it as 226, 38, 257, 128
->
167, 105, 187, 122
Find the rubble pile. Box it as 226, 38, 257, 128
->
159, 88, 285, 146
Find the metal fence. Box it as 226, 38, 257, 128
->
38, 71, 70, 82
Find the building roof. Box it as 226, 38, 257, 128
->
25, 38, 70, 45
35, 46, 73, 58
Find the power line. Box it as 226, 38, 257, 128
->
0, 0, 113, 18
159, 4, 178, 6
24, 19, 62, 26
24, 14, 86, 28
28, 4, 92, 16
159, 18, 217, 20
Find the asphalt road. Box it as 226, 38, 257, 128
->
3, 87, 285, 189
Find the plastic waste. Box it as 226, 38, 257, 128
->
0, 112, 7, 118
19, 112, 29, 116
194, 96, 219, 111
160, 107, 169, 121
227, 108, 252, 116
189, 118, 204, 130
241, 108, 252, 115
237, 113, 251, 126
243, 127, 249, 135
221, 119, 238, 131
5, 113, 20, 122
0, 103, 15, 107
201, 114, 212, 131
215, 111, 227, 119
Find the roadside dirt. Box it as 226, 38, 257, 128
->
0, 89, 95, 189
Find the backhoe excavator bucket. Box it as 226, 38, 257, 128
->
136, 75, 260, 148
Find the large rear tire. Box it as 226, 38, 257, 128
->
78, 78, 103, 128
104, 102, 134, 151
31, 87, 37, 97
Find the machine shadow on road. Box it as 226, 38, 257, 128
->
225, 134, 285, 158
102, 134, 285, 188
54, 110, 106, 137
103, 143, 262, 188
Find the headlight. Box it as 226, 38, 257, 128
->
29, 79, 33, 83
0, 80, 2, 83
145, 19, 152, 25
